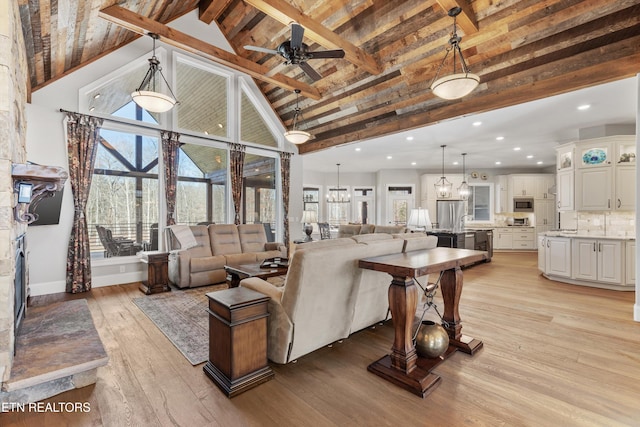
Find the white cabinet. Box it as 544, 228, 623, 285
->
545, 237, 571, 278
572, 239, 623, 284
575, 167, 612, 211
577, 140, 613, 168
512, 228, 535, 250
615, 166, 635, 210
534, 175, 555, 200
495, 175, 509, 213
557, 144, 574, 171
556, 170, 574, 211
509, 175, 536, 198
626, 241, 635, 285
538, 236, 546, 273
494, 228, 513, 249
535, 199, 556, 239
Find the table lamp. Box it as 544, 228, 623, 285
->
301, 210, 318, 242
407, 208, 432, 231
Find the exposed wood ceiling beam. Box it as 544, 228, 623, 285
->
242, 0, 383, 76
99, 5, 321, 100
199, 0, 234, 24
435, 0, 478, 35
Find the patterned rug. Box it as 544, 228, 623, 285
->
133, 276, 285, 365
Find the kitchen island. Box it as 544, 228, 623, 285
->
538, 231, 635, 291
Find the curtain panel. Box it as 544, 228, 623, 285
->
229, 143, 246, 225
162, 131, 181, 226
65, 112, 103, 293
280, 152, 292, 253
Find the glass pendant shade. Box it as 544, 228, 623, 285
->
430, 7, 480, 100
434, 145, 452, 198
131, 33, 177, 113
285, 89, 311, 144
458, 152, 470, 200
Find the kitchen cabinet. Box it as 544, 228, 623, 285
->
557, 144, 574, 171
537, 235, 546, 273
577, 140, 613, 168
556, 169, 574, 211
509, 175, 536, 197
512, 228, 535, 250
495, 175, 508, 213
534, 198, 556, 239
575, 167, 612, 211
626, 241, 635, 285
572, 239, 623, 284
494, 228, 513, 250
544, 237, 571, 278
615, 165, 635, 210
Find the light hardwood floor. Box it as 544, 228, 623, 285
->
2, 252, 639, 426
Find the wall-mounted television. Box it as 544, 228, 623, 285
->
29, 188, 64, 226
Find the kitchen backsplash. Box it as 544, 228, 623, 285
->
561, 211, 635, 237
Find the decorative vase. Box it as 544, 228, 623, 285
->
415, 320, 450, 359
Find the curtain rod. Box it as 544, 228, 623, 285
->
58, 108, 294, 155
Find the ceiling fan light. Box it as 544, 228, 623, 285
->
431, 73, 480, 100
131, 90, 176, 113
284, 129, 311, 144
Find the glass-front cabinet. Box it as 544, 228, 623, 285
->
578, 140, 612, 168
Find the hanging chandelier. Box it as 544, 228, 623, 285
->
284, 89, 311, 144
131, 33, 178, 113
458, 152, 471, 200
326, 163, 350, 203
430, 7, 480, 100
434, 145, 453, 198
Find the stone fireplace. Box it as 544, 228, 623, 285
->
0, 1, 29, 383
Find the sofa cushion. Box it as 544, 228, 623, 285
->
191, 255, 226, 273
225, 252, 257, 265
337, 224, 361, 238
169, 225, 198, 249
238, 224, 268, 253
395, 234, 438, 252
351, 233, 393, 244
297, 237, 357, 250
374, 225, 408, 234
209, 224, 242, 255
359, 224, 375, 234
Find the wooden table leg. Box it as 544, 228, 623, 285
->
367, 275, 442, 397
225, 271, 242, 288
440, 267, 483, 355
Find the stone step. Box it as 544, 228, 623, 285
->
0, 299, 108, 405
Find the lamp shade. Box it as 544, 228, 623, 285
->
407, 208, 432, 230
132, 90, 177, 113
431, 73, 480, 100
284, 129, 311, 144
301, 210, 317, 224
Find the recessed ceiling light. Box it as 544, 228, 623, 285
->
513, 147, 521, 151
526, 155, 534, 159
387, 155, 392, 159
473, 121, 482, 126
89, 106, 95, 112
537, 161, 543, 165
406, 136, 414, 141
495, 161, 502, 165
411, 162, 417, 166
204, 131, 209, 135
577, 104, 591, 110
355, 147, 361, 152
93, 93, 101, 99
453, 161, 459, 165
496, 136, 504, 141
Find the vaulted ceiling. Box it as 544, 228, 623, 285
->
20, 0, 640, 156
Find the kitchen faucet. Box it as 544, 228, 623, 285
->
459, 214, 473, 231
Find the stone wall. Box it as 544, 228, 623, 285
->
0, 0, 28, 382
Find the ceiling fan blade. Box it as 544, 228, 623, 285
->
290, 23, 304, 50
299, 62, 322, 81
307, 49, 346, 59
244, 45, 279, 55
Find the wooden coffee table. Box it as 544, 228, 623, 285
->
224, 262, 288, 288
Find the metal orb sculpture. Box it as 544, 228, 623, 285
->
415, 320, 450, 358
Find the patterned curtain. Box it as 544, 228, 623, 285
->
229, 143, 246, 225
162, 131, 181, 226
65, 112, 103, 293
280, 152, 292, 253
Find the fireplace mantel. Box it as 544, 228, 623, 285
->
11, 163, 68, 224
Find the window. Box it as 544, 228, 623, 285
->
176, 144, 228, 225
386, 186, 414, 226
241, 91, 278, 147
243, 153, 277, 233
87, 115, 159, 258
467, 184, 492, 221
353, 187, 375, 224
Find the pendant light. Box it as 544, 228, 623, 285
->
458, 153, 471, 200
131, 33, 178, 113
434, 145, 453, 198
430, 7, 480, 100
284, 89, 311, 144
326, 163, 350, 203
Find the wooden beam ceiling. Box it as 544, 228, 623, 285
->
98, 5, 322, 100
199, 0, 234, 24
434, 0, 478, 35
241, 0, 383, 76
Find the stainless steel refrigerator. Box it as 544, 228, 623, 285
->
436, 200, 467, 231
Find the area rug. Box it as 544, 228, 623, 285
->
133, 276, 285, 366
133, 285, 226, 365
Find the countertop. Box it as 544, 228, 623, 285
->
541, 231, 635, 241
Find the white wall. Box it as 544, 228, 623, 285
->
25, 11, 301, 295
635, 73, 640, 322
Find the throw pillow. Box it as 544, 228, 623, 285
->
170, 225, 198, 249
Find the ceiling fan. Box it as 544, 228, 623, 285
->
244, 23, 345, 81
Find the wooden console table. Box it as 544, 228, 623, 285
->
359, 247, 487, 398
139, 251, 170, 295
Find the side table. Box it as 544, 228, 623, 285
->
204, 287, 274, 397
139, 251, 171, 295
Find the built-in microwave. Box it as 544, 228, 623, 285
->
513, 197, 534, 212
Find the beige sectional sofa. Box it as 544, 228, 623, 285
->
168, 223, 287, 289
337, 224, 408, 238
239, 232, 438, 364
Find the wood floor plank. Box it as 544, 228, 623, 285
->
2, 252, 639, 426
